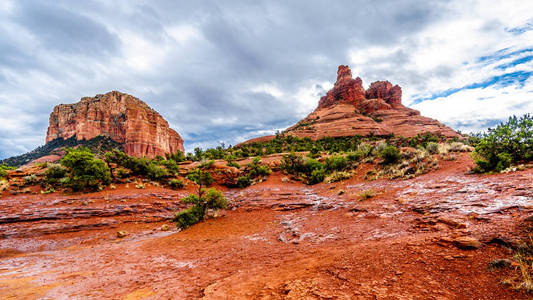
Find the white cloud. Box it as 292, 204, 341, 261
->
1, 0, 532, 158
413, 80, 533, 133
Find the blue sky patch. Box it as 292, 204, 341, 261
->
412, 71, 533, 104
496, 55, 533, 70
477, 47, 533, 64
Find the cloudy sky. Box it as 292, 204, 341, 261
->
1, 0, 532, 159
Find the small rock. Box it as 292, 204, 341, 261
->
433, 223, 449, 231
338, 190, 345, 195
438, 217, 466, 229
281, 177, 289, 183
117, 231, 128, 238
160, 224, 170, 231
453, 236, 482, 250
488, 259, 511, 269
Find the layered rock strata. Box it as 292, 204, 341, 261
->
46, 91, 184, 157
284, 65, 459, 139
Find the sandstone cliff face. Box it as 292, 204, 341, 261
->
285, 65, 459, 139
46, 91, 184, 158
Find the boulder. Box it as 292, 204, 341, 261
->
453, 236, 482, 249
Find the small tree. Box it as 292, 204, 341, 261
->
186, 168, 213, 198
176, 166, 227, 228
473, 114, 532, 172
174, 188, 227, 228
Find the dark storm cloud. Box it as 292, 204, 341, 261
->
1, 0, 530, 159
12, 1, 119, 56
0, 0, 449, 158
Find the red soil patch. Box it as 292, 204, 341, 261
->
0, 154, 531, 299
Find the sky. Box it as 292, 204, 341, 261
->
0, 0, 532, 159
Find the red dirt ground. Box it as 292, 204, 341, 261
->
0, 153, 531, 299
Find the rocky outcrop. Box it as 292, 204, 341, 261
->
365, 81, 402, 107
318, 65, 366, 108
284, 65, 459, 139
46, 91, 184, 158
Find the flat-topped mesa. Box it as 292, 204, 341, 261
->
45, 91, 184, 158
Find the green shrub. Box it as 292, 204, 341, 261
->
186, 168, 213, 187
247, 157, 271, 177
203, 188, 228, 210
347, 151, 362, 162
372, 142, 388, 157
303, 158, 323, 173
0, 164, 14, 179
355, 143, 373, 158
473, 114, 532, 172
45, 165, 67, 185
146, 162, 169, 180
199, 160, 215, 169
41, 187, 55, 194
23, 174, 37, 185
324, 155, 348, 171
116, 167, 131, 178
174, 205, 204, 229
61, 148, 111, 191
105, 149, 170, 179
280, 152, 306, 174
227, 160, 240, 168
325, 171, 351, 183
165, 150, 186, 162
407, 133, 440, 148
307, 147, 321, 158
308, 167, 327, 184
176, 188, 228, 229
426, 142, 439, 154
379, 145, 400, 164
168, 178, 185, 189
160, 159, 180, 175
236, 174, 252, 188
359, 189, 375, 200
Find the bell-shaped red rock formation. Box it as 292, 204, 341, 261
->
46, 91, 184, 158
283, 65, 460, 139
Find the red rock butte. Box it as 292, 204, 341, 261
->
282, 65, 460, 139
45, 91, 184, 158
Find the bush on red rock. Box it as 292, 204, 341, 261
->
61, 148, 111, 191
